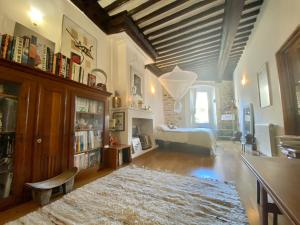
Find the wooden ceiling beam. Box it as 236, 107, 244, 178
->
136, 0, 189, 25
145, 4, 225, 36
128, 0, 160, 16
237, 24, 254, 33
230, 47, 244, 53
233, 36, 249, 44
158, 35, 220, 57
141, 0, 218, 32
156, 29, 221, 52
150, 14, 223, 43
157, 40, 220, 60
104, 0, 130, 12
159, 57, 218, 74
156, 45, 220, 64
239, 17, 257, 27
153, 22, 222, 48
157, 51, 219, 68
217, 0, 244, 80
230, 51, 243, 57
241, 9, 260, 19
243, 0, 263, 11
232, 42, 246, 49
234, 31, 251, 40
145, 64, 163, 76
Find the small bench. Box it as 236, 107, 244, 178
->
26, 167, 78, 206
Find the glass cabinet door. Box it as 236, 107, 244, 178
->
0, 81, 19, 199
74, 96, 104, 171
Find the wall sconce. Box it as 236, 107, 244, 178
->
241, 76, 247, 86
150, 85, 155, 94
28, 7, 44, 26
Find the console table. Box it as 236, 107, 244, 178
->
242, 155, 300, 225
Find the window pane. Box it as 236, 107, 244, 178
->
195, 91, 209, 124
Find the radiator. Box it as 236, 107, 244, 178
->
255, 124, 277, 156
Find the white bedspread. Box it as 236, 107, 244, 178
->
156, 126, 216, 154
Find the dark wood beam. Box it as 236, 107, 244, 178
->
128, 0, 160, 16
156, 45, 220, 64
232, 42, 247, 49
217, 0, 244, 80
104, 0, 130, 12
153, 22, 222, 48
145, 3, 225, 36
157, 51, 219, 68
70, 0, 111, 30
107, 12, 158, 60
158, 35, 220, 57
157, 40, 220, 60
230, 47, 244, 53
150, 14, 223, 43
243, 0, 263, 11
241, 9, 260, 19
156, 29, 221, 52
230, 51, 243, 57
234, 31, 251, 40
145, 64, 163, 76
158, 57, 218, 74
233, 37, 249, 44
237, 24, 254, 33
141, 0, 218, 32
136, 0, 189, 25
239, 17, 257, 27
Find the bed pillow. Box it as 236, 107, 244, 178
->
158, 124, 169, 131
167, 124, 177, 129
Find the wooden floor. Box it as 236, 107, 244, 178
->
0, 141, 292, 225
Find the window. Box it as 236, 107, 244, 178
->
194, 91, 209, 124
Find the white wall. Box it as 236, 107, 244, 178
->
233, 0, 300, 141
0, 0, 112, 90
110, 33, 164, 128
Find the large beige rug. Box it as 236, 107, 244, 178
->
7, 166, 248, 225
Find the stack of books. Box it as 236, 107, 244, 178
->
278, 135, 300, 158
0, 34, 87, 84
74, 150, 101, 170
74, 130, 102, 154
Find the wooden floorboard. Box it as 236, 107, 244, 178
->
0, 141, 292, 225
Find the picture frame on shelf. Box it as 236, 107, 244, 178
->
257, 62, 272, 108
88, 73, 96, 87
113, 112, 125, 131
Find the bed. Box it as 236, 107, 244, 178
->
156, 125, 216, 155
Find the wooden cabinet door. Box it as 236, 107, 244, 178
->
32, 82, 69, 182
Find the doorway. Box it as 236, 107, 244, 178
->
277, 26, 300, 135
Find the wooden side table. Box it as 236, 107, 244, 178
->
104, 144, 132, 169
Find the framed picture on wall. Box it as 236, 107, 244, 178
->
113, 112, 125, 131
257, 62, 272, 108
61, 15, 97, 77
130, 66, 144, 100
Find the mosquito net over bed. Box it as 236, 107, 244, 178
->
159, 66, 197, 113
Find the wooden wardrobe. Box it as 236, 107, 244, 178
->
0, 59, 111, 210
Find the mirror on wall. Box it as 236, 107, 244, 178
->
257, 62, 271, 108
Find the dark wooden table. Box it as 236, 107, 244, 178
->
104, 144, 132, 169
242, 155, 300, 225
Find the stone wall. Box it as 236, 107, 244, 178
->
162, 81, 236, 129
162, 88, 184, 127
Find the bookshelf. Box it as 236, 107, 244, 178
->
73, 96, 105, 171
0, 82, 19, 200
0, 59, 111, 210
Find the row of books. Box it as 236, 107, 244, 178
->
74, 150, 101, 170
278, 135, 300, 158
0, 34, 87, 84
0, 34, 54, 73
74, 130, 102, 154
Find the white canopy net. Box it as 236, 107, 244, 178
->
159, 66, 197, 113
